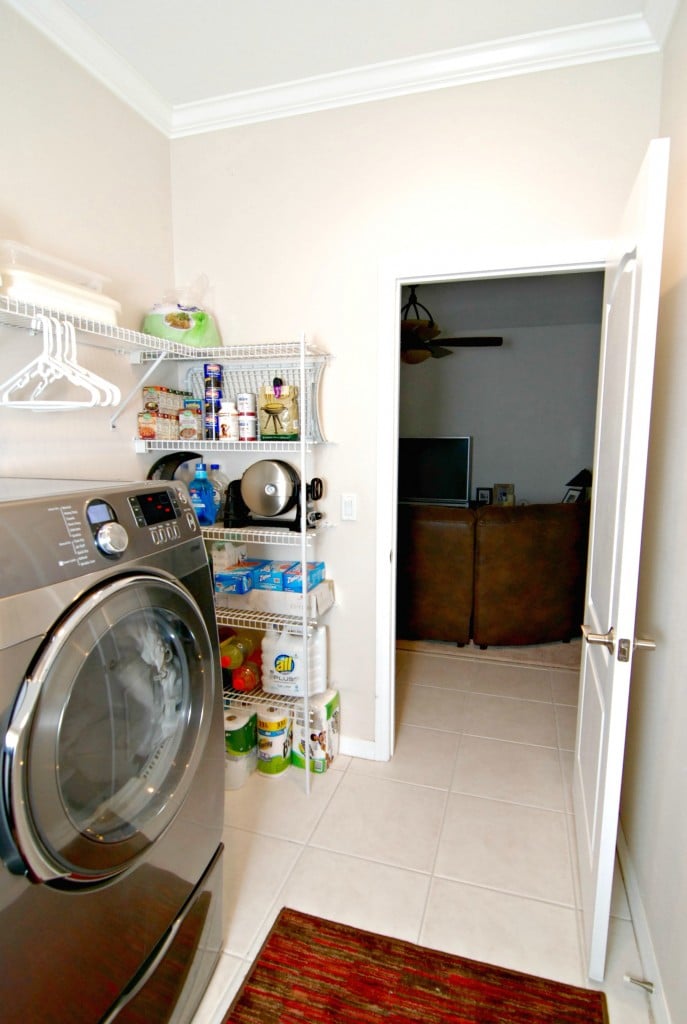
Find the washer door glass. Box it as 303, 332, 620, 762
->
9, 573, 216, 883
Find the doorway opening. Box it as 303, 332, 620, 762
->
374, 243, 608, 761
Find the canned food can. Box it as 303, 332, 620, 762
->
236, 392, 257, 414
204, 363, 223, 387
205, 412, 219, 439
238, 412, 257, 441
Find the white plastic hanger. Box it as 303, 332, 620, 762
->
0, 314, 119, 409
61, 319, 121, 407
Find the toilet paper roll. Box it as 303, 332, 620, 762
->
224, 709, 257, 755
225, 747, 257, 790
257, 705, 292, 776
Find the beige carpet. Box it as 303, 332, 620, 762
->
397, 637, 582, 670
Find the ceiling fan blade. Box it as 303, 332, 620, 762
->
429, 345, 453, 358
437, 337, 503, 347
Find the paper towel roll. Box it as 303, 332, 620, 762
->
257, 705, 292, 776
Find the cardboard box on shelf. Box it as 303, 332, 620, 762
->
142, 385, 193, 414
214, 568, 254, 595
237, 558, 271, 585
283, 561, 326, 592
137, 411, 179, 441
215, 579, 334, 617
254, 560, 297, 591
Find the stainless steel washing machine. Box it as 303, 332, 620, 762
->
0, 480, 225, 1023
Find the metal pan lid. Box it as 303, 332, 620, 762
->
240, 460, 298, 517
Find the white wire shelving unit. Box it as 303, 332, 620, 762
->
0, 292, 334, 790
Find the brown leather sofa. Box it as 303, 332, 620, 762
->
397, 504, 475, 645
396, 502, 589, 647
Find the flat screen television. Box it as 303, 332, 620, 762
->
398, 436, 472, 507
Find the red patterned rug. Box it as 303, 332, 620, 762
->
224, 908, 608, 1023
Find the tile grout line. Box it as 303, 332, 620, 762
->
416, 717, 467, 945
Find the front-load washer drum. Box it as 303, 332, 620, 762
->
240, 459, 299, 517
3, 572, 215, 885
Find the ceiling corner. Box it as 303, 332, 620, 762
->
642, 0, 681, 45
5, 0, 173, 136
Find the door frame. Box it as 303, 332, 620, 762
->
375, 240, 609, 760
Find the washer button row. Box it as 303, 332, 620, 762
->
150, 523, 181, 545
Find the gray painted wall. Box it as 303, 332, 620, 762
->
399, 277, 602, 504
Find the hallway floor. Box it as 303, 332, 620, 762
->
193, 646, 651, 1024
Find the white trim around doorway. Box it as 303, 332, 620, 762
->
374, 240, 609, 761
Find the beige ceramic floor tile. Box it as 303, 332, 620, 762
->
420, 877, 584, 987
555, 703, 578, 750
435, 792, 574, 905
309, 772, 447, 872
551, 669, 580, 706
190, 951, 243, 1024
395, 649, 474, 690
224, 763, 342, 842
463, 692, 558, 746
396, 682, 467, 732
195, 643, 650, 1024
277, 846, 431, 943
463, 661, 555, 702
451, 734, 566, 810
348, 722, 460, 789
221, 827, 302, 957
559, 749, 574, 812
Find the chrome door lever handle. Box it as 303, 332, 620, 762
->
581, 624, 615, 653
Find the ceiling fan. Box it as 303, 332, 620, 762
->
400, 285, 503, 364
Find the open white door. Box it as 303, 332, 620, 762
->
573, 138, 669, 981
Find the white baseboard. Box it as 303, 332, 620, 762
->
617, 825, 672, 1024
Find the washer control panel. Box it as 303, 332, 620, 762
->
127, 486, 197, 548
0, 482, 204, 602
87, 486, 196, 558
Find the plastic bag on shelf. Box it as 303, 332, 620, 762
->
141, 274, 221, 347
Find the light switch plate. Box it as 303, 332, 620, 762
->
341, 493, 357, 521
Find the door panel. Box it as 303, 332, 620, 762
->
573, 138, 669, 981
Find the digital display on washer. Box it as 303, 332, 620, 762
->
86, 501, 115, 525
135, 491, 177, 525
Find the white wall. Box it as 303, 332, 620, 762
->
0, 2, 174, 482
1, 6, 684, 1015
170, 57, 660, 744
619, 3, 687, 1022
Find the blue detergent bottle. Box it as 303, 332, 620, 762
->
188, 462, 216, 526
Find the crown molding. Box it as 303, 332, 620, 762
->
7, 2, 663, 139
170, 15, 660, 137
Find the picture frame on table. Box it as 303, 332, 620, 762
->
563, 486, 583, 504
493, 483, 515, 506
475, 487, 493, 505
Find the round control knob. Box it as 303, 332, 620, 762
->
96, 521, 129, 556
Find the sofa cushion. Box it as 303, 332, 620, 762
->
396, 504, 475, 644
472, 503, 589, 646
